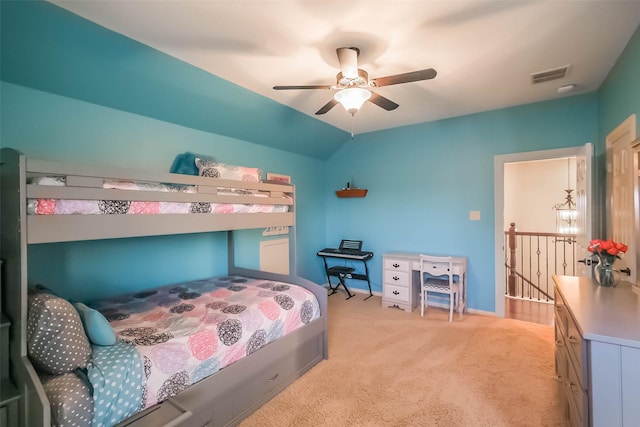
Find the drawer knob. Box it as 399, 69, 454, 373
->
569, 382, 579, 395
393, 276, 399, 281
267, 373, 279, 382
393, 290, 400, 295
568, 336, 579, 345
393, 263, 400, 268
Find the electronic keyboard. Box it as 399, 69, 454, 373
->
316, 247, 373, 260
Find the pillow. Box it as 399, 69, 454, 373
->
27, 292, 92, 375
170, 151, 214, 176
29, 175, 66, 186
88, 341, 145, 426
195, 157, 262, 182
31, 284, 116, 346
73, 302, 117, 346
41, 371, 94, 427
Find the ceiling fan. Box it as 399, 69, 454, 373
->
273, 47, 437, 116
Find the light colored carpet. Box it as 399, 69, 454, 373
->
240, 294, 567, 427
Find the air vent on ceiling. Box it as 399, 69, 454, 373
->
531, 65, 571, 84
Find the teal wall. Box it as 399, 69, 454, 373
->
597, 25, 640, 235
0, 1, 338, 300
324, 94, 599, 311
1, 81, 330, 301
1, 1, 638, 311
0, 1, 348, 160
599, 25, 640, 144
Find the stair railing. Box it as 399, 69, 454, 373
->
504, 222, 577, 302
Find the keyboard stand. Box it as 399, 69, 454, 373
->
326, 266, 355, 300
317, 247, 374, 300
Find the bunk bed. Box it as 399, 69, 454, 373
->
0, 147, 328, 427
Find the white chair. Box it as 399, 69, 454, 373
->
420, 255, 461, 322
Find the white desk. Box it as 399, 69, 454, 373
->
382, 252, 468, 313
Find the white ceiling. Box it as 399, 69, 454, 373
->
50, 1, 640, 135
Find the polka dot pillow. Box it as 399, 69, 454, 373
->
41, 371, 94, 427
27, 291, 92, 375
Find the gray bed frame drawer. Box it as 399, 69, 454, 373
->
117, 399, 192, 427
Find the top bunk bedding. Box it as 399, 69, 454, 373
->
1, 149, 295, 244
27, 176, 290, 216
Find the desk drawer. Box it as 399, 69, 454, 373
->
383, 283, 410, 303
384, 259, 410, 272
384, 270, 409, 287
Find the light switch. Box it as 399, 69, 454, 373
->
470, 211, 481, 221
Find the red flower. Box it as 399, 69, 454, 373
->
588, 239, 628, 259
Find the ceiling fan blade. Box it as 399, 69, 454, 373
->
368, 91, 399, 111
370, 68, 437, 87
336, 47, 359, 79
273, 85, 332, 90
315, 99, 339, 115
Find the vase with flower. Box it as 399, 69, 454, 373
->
587, 239, 628, 287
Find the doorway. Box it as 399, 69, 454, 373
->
503, 157, 577, 325
494, 144, 593, 319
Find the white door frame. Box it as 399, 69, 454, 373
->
494, 145, 591, 317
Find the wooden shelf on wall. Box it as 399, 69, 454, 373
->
336, 189, 368, 198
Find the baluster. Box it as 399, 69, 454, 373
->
508, 222, 517, 296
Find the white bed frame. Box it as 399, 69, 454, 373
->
0, 147, 328, 427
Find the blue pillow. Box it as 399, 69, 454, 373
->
170, 152, 214, 176
73, 302, 117, 346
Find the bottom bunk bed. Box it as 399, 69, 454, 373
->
28, 273, 326, 427
0, 148, 328, 427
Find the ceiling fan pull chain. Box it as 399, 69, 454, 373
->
351, 115, 355, 139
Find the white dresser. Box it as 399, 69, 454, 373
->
382, 252, 467, 313
553, 275, 640, 427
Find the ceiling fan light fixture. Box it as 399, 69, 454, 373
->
336, 47, 359, 79
334, 88, 371, 115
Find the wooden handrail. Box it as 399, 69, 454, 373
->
505, 222, 576, 301
508, 230, 576, 238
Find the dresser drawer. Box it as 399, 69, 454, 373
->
384, 270, 409, 287
565, 315, 585, 387
384, 258, 410, 272
554, 318, 567, 381
554, 297, 568, 335
565, 356, 588, 427
383, 283, 410, 303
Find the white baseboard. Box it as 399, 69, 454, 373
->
323, 282, 496, 316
